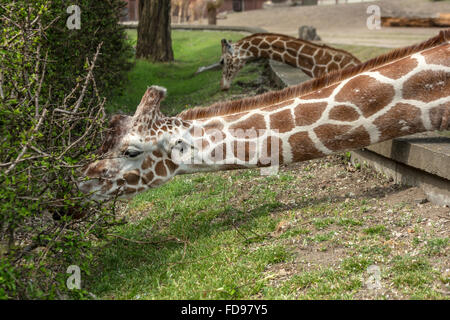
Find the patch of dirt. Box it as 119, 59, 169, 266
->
226, 155, 449, 298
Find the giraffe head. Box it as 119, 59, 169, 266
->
220, 39, 246, 91
78, 86, 192, 201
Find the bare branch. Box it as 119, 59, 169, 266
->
195, 61, 222, 75
5, 108, 47, 174
73, 42, 103, 114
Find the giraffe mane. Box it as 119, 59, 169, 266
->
178, 29, 450, 121
238, 33, 361, 63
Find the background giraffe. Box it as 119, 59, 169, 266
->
171, 0, 223, 24
219, 33, 361, 90
171, 0, 191, 24
79, 30, 449, 201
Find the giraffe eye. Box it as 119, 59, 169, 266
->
123, 149, 142, 158
220, 59, 224, 65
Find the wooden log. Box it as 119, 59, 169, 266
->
381, 14, 450, 28
436, 13, 450, 27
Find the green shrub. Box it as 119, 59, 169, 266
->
0, 0, 131, 299
43, 0, 133, 98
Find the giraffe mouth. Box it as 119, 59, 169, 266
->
220, 82, 231, 91
78, 178, 113, 201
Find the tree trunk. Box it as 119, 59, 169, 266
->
136, 0, 174, 62
207, 7, 217, 25
206, 0, 223, 25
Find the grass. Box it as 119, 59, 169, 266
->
84, 31, 449, 300
85, 159, 449, 299
334, 44, 391, 63
109, 30, 266, 116
86, 173, 288, 299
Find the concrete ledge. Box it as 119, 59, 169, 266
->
269, 60, 311, 87
351, 148, 450, 206
365, 132, 450, 181
120, 22, 267, 34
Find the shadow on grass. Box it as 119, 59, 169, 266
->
85, 176, 408, 298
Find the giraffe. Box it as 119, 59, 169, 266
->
79, 30, 450, 201
219, 33, 361, 90
171, 0, 190, 24
171, 0, 223, 25
188, 0, 207, 23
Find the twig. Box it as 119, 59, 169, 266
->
0, 155, 47, 167
72, 42, 103, 114
194, 61, 222, 75
231, 221, 250, 242
57, 98, 105, 159
5, 108, 47, 174
34, 49, 48, 119
0, 71, 4, 99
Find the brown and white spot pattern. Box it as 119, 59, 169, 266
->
80, 36, 450, 202
220, 33, 361, 90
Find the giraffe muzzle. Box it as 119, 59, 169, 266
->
220, 82, 231, 91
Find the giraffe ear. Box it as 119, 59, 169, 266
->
221, 39, 233, 54
134, 85, 167, 117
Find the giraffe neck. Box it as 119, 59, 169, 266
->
178, 39, 449, 174
235, 33, 361, 78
